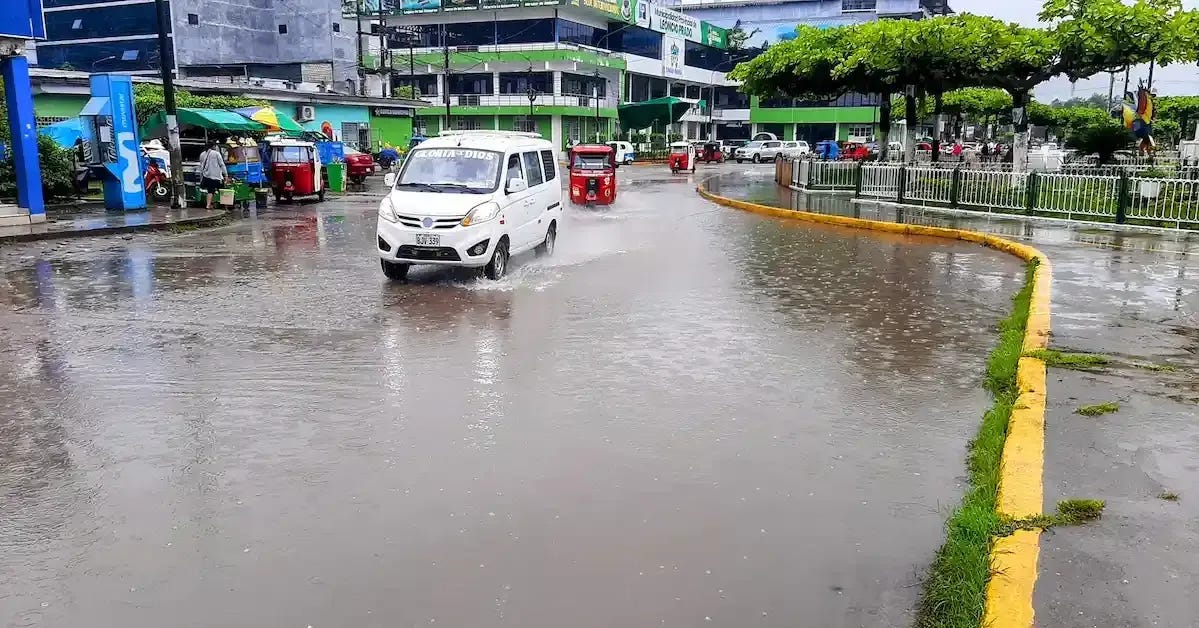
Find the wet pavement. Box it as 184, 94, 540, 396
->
0, 164, 1029, 627
0, 206, 226, 242
726, 172, 1199, 628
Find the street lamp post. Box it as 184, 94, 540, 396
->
526, 86, 538, 118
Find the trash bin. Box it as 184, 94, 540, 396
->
325, 163, 346, 193
254, 189, 270, 209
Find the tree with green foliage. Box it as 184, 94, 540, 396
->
0, 85, 75, 202
392, 85, 422, 99
1066, 117, 1132, 163
133, 84, 267, 127
1043, 0, 1199, 80
726, 20, 761, 51
1156, 95, 1199, 140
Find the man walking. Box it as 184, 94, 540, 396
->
198, 140, 228, 209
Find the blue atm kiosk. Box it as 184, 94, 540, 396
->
79, 74, 146, 211
1, 0, 49, 222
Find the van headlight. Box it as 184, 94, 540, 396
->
461, 201, 501, 227
378, 196, 399, 223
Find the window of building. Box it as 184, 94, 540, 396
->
448, 73, 493, 95
713, 86, 748, 109
627, 74, 667, 102
557, 20, 607, 47
332, 22, 340, 33
499, 72, 551, 95
521, 152, 544, 187
842, 0, 878, 11
513, 116, 537, 133
540, 150, 556, 180
453, 118, 483, 131
278, 24, 288, 34
46, 3, 163, 40
414, 120, 428, 135
561, 72, 605, 98
602, 23, 661, 59
394, 74, 437, 97
37, 38, 163, 72
187, 13, 199, 25
846, 125, 874, 139
566, 119, 581, 143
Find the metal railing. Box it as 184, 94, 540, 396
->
1032, 173, 1120, 218
859, 164, 900, 199
904, 167, 953, 205
1126, 177, 1199, 226
419, 93, 620, 109
778, 158, 1199, 229
957, 169, 1029, 212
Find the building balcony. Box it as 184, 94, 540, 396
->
419, 93, 620, 111
394, 42, 626, 72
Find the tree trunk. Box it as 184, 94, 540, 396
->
878, 92, 892, 161
904, 90, 918, 164
931, 91, 943, 162
1009, 89, 1030, 173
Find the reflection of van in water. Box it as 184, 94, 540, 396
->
377, 131, 563, 281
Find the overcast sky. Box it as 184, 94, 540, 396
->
952, 0, 1199, 101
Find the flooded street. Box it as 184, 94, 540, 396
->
1, 167, 1025, 628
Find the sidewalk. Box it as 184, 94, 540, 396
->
0, 206, 227, 243
705, 173, 1199, 628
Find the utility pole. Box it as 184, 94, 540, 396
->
356, 0, 364, 96
378, 1, 389, 97
153, 0, 185, 209
1107, 72, 1115, 109
442, 26, 452, 130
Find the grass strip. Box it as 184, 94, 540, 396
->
915, 260, 1036, 628
1076, 402, 1120, 416
1024, 349, 1110, 370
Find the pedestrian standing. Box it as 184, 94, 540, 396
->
198, 140, 228, 210
951, 141, 963, 161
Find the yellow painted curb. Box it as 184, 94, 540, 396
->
696, 181, 1051, 628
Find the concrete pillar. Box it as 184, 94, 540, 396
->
2, 55, 44, 220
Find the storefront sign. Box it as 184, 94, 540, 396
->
480, 0, 520, 7
373, 107, 412, 117
700, 22, 727, 48
443, 0, 481, 11
650, 5, 698, 42
401, 0, 442, 13
663, 34, 684, 77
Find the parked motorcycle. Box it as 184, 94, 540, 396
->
144, 160, 171, 203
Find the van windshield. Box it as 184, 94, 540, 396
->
396, 148, 502, 193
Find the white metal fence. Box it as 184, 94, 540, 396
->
780, 158, 1199, 229
957, 170, 1029, 212
904, 167, 954, 204
1032, 173, 1120, 218
860, 164, 901, 199
1126, 177, 1199, 225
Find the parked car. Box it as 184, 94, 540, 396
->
779, 140, 811, 159
734, 140, 785, 163
344, 147, 377, 184
840, 142, 871, 161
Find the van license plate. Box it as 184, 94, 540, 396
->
415, 234, 440, 246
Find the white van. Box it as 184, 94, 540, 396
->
377, 131, 562, 280
606, 141, 636, 165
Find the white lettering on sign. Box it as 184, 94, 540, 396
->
651, 6, 699, 41
419, 149, 498, 160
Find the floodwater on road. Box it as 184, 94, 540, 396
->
1, 167, 1025, 627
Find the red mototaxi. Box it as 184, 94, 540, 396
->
668, 141, 696, 173
268, 139, 326, 202
569, 144, 617, 205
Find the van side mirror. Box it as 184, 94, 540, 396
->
383, 172, 397, 187
506, 178, 528, 193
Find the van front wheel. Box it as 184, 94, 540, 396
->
485, 240, 509, 280
381, 260, 409, 281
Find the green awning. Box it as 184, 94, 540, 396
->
140, 107, 269, 137
617, 97, 693, 131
